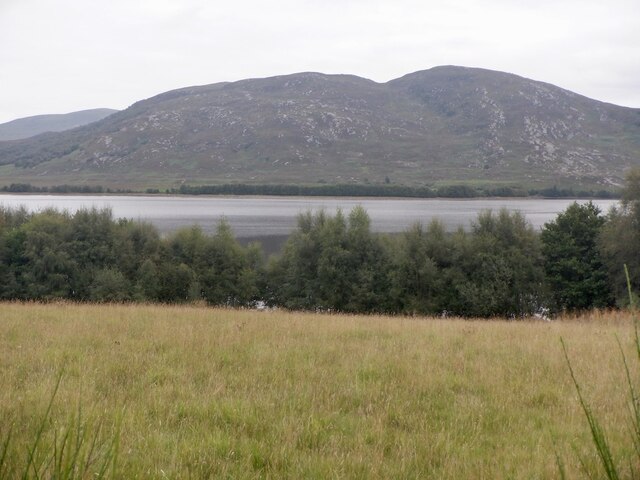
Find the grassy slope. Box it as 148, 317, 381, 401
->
2, 68, 639, 192
0, 303, 636, 478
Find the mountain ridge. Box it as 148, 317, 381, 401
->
0, 108, 118, 141
0, 66, 638, 190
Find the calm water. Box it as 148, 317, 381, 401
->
0, 194, 618, 237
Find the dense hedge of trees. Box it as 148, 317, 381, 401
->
0, 207, 261, 305
0, 170, 638, 317
0, 184, 132, 194
0, 182, 620, 199
169, 183, 618, 199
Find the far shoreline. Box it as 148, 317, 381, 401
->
0, 189, 622, 202
0, 191, 622, 201
0, 181, 622, 200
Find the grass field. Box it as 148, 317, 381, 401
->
0, 302, 637, 478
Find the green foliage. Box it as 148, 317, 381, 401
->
0, 182, 621, 198
134, 259, 160, 301
0, 182, 636, 317
600, 168, 640, 305
20, 210, 76, 299
541, 202, 612, 312
65, 208, 118, 300
169, 183, 616, 199
389, 221, 449, 314
388, 210, 547, 317
0, 184, 125, 194
158, 220, 264, 305
198, 220, 259, 305
271, 207, 391, 312
269, 207, 547, 317
622, 169, 640, 209
0, 207, 263, 306
113, 221, 161, 279
90, 268, 131, 302
156, 263, 198, 302
456, 209, 547, 317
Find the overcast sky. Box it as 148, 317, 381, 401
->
1, 0, 638, 123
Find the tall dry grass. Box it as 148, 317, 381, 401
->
0, 302, 637, 478
559, 267, 640, 479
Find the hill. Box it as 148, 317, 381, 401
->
0, 67, 638, 190
0, 108, 118, 141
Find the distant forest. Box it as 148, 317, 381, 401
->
1, 170, 638, 317
0, 182, 621, 199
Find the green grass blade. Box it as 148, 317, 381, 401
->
562, 337, 620, 480
79, 418, 101, 477
554, 445, 567, 480
109, 408, 123, 480
56, 420, 77, 478
67, 404, 86, 478
625, 265, 635, 310
0, 425, 13, 479
23, 369, 64, 480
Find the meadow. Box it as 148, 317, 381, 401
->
0, 302, 637, 478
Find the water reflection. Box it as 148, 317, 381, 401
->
0, 194, 618, 242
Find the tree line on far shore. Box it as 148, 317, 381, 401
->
1, 182, 620, 199
0, 170, 638, 317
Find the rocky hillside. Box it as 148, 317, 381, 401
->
0, 67, 638, 190
0, 108, 117, 141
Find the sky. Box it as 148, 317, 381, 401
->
1, 0, 639, 123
